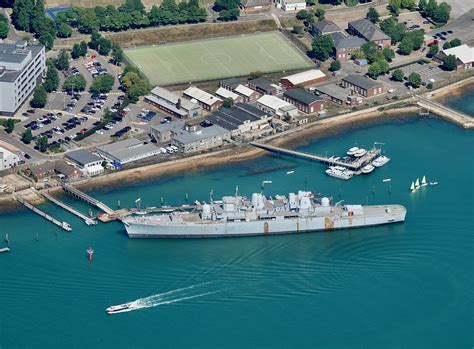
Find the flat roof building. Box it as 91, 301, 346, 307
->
183, 86, 222, 112
96, 138, 161, 166
341, 74, 384, 97
257, 95, 299, 118
172, 123, 230, 154
280, 69, 327, 88
283, 88, 326, 114
0, 41, 46, 115
207, 103, 271, 138
65, 149, 104, 176
348, 19, 391, 47
145, 86, 201, 118
0, 146, 20, 170
280, 0, 306, 12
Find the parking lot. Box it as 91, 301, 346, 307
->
400, 62, 446, 84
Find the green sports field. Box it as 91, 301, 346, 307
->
123, 32, 315, 86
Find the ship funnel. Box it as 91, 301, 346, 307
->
321, 197, 330, 207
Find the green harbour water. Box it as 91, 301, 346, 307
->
1, 98, 473, 347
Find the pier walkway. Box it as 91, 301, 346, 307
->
415, 96, 474, 129
41, 192, 97, 226
250, 142, 380, 170
15, 197, 72, 232
62, 184, 114, 214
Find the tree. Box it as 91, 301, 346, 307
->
382, 47, 395, 62
442, 54, 457, 71
388, 0, 401, 15
361, 41, 383, 63
36, 135, 49, 153
312, 34, 334, 61
426, 0, 437, 18
4, 118, 15, 134
315, 8, 325, 21
380, 17, 406, 43
433, 2, 450, 23
401, 0, 416, 10
377, 59, 390, 74
249, 71, 263, 79
329, 60, 341, 71
55, 50, 70, 71
222, 97, 233, 108
404, 29, 425, 50
418, 0, 427, 13
31, 86, 47, 108
368, 62, 381, 79
90, 74, 115, 93
391, 68, 404, 81
63, 74, 87, 92
56, 21, 72, 38
296, 10, 308, 20
12, 0, 34, 32
442, 41, 451, 50
111, 44, 124, 65
71, 41, 87, 59
408, 72, 421, 88
398, 37, 414, 55
449, 38, 461, 48
351, 48, 364, 60
21, 128, 33, 144
121, 70, 150, 103
0, 21, 9, 39
427, 44, 438, 57
366, 7, 379, 23
292, 25, 303, 35
97, 37, 112, 56
43, 65, 59, 92
39, 32, 54, 50
89, 30, 101, 50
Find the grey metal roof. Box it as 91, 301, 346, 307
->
349, 19, 390, 41
150, 120, 185, 133
97, 138, 143, 154
207, 103, 267, 131
174, 125, 229, 145
330, 32, 347, 47
335, 35, 366, 50
220, 77, 242, 89
342, 74, 382, 90
107, 143, 160, 163
284, 88, 323, 105
248, 78, 276, 92
314, 83, 350, 101
312, 20, 342, 35
240, 0, 270, 6
66, 149, 102, 167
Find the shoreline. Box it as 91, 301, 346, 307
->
0, 76, 472, 212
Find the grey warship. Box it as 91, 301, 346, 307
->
122, 190, 407, 238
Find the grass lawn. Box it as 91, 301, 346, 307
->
123, 32, 315, 86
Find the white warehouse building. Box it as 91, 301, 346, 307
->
0, 41, 45, 115
0, 146, 20, 170
96, 138, 161, 166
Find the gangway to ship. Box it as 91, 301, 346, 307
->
61, 184, 114, 215
15, 196, 72, 232
41, 191, 97, 226
250, 142, 380, 170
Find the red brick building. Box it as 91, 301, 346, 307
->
283, 88, 326, 114
348, 19, 391, 48
341, 74, 384, 97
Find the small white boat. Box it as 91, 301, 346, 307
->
354, 148, 367, 157
361, 164, 375, 174
421, 176, 428, 187
429, 181, 438, 186
410, 181, 416, 192
286, 171, 294, 175
372, 155, 391, 168
106, 303, 134, 314
382, 178, 391, 182
0, 247, 10, 253
134, 211, 147, 215
262, 180, 272, 184
347, 147, 359, 156
415, 178, 420, 189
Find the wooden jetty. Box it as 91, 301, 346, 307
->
41, 192, 97, 226
15, 197, 72, 232
250, 142, 380, 170
62, 184, 114, 214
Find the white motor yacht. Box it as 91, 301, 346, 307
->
325, 166, 354, 180
361, 164, 375, 174
372, 155, 391, 167
354, 148, 367, 157
106, 303, 134, 314
346, 147, 359, 156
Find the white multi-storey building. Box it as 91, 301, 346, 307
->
0, 41, 45, 115
0, 146, 20, 170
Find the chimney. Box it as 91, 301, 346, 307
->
176, 98, 182, 109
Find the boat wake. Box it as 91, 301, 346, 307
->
106, 283, 219, 314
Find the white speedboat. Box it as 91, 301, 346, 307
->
361, 164, 375, 174
382, 178, 391, 182
347, 147, 359, 156
325, 166, 354, 180
372, 155, 391, 167
354, 148, 367, 157
429, 181, 438, 186
106, 303, 134, 314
